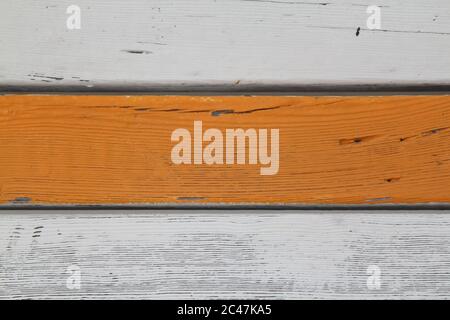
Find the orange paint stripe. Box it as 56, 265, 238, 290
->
1, 95, 450, 205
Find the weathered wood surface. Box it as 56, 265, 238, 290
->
1, 210, 450, 299
1, 0, 450, 300
1, 95, 450, 206
0, 0, 449, 92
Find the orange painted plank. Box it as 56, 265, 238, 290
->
1, 95, 450, 206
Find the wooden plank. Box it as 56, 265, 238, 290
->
1, 210, 450, 299
1, 95, 450, 206
1, 0, 450, 91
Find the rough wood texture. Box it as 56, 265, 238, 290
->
1, 210, 450, 299
1, 0, 449, 91
1, 95, 450, 205
1, 0, 450, 301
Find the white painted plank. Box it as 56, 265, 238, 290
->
1, 0, 449, 90
1, 210, 450, 299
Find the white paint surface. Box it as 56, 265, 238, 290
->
0, 0, 449, 90
1, 210, 450, 299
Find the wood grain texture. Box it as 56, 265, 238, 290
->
1, 95, 450, 205
1, 1, 449, 302
1, 0, 449, 91
1, 210, 450, 299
